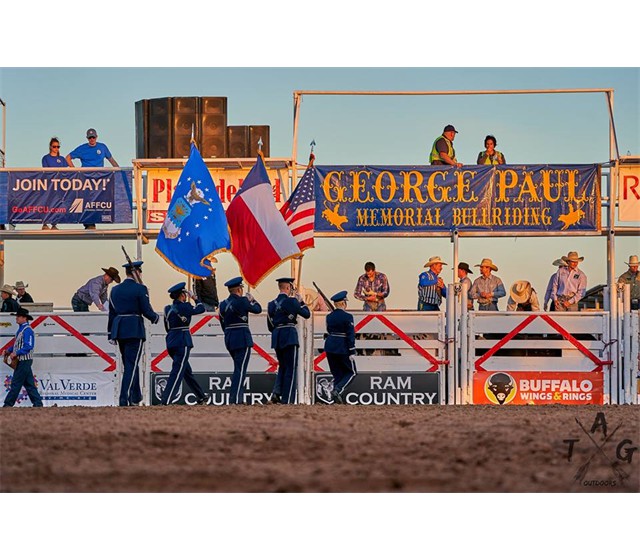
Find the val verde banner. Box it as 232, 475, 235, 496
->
313, 164, 600, 234
0, 169, 133, 224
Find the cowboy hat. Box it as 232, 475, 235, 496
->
510, 280, 532, 304
474, 258, 498, 272
101, 266, 121, 283
14, 281, 28, 289
424, 256, 447, 268
12, 307, 33, 321
0, 284, 16, 295
626, 255, 639, 266
552, 258, 568, 267
563, 251, 584, 263
458, 262, 473, 274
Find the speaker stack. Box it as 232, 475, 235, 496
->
135, 96, 269, 159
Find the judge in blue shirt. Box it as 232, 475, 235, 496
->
65, 128, 119, 229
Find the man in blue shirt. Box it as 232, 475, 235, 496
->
65, 128, 119, 229
72, 266, 121, 312
3, 307, 43, 408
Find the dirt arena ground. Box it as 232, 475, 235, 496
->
1, 404, 638, 492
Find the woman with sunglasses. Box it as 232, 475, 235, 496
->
40, 137, 68, 229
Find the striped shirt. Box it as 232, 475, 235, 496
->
10, 322, 35, 361
418, 270, 447, 306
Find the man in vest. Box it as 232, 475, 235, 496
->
267, 277, 310, 404
417, 256, 447, 311
429, 124, 463, 167
219, 277, 262, 405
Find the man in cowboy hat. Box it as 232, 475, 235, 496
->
618, 255, 640, 310
418, 256, 448, 311
457, 262, 474, 310
72, 266, 121, 312
218, 277, 262, 405
544, 258, 568, 311
14, 281, 34, 304
551, 251, 587, 312
0, 284, 20, 313
3, 307, 43, 408
506, 280, 540, 311
469, 258, 506, 311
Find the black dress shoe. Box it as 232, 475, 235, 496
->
196, 396, 208, 406
267, 393, 281, 405
331, 390, 344, 404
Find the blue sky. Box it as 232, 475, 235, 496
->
0, 67, 638, 309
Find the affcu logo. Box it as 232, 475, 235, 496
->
484, 371, 516, 405
69, 198, 84, 213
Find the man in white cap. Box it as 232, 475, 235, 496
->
618, 255, 640, 310
417, 256, 447, 311
506, 280, 540, 311
544, 258, 568, 311
469, 258, 506, 311
551, 251, 587, 311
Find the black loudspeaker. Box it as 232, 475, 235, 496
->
249, 125, 270, 157
172, 97, 199, 159
147, 98, 172, 158
227, 126, 250, 158
200, 97, 228, 158
134, 99, 148, 159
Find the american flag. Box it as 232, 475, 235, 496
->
280, 166, 316, 252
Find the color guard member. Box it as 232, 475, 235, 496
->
219, 277, 262, 405
325, 291, 357, 404
108, 261, 159, 406
161, 282, 208, 406
267, 277, 311, 404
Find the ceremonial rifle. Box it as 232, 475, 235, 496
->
313, 281, 335, 312
121, 245, 143, 285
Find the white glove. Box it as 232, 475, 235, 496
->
295, 292, 303, 303
187, 290, 195, 299
246, 293, 255, 303
108, 339, 117, 346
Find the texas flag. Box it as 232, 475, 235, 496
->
227, 156, 301, 287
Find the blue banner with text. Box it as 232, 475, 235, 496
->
314, 164, 600, 234
0, 169, 133, 224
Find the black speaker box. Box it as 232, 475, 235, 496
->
227, 126, 250, 158
172, 97, 199, 159
200, 97, 228, 158
249, 125, 270, 157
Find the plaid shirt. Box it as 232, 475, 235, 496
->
353, 271, 390, 310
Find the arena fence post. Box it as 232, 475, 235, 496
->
446, 284, 456, 405
459, 282, 470, 404
621, 284, 632, 403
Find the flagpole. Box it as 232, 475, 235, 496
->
291, 141, 315, 281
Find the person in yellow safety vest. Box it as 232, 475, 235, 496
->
477, 134, 506, 165
429, 124, 462, 167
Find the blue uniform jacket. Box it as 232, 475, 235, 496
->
267, 293, 311, 349
108, 278, 159, 340
325, 308, 356, 355
219, 294, 262, 351
163, 300, 205, 349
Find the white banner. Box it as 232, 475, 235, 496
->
5, 371, 116, 407
618, 164, 640, 221
146, 167, 288, 224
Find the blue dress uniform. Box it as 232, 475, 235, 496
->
219, 277, 262, 405
325, 291, 357, 404
161, 282, 208, 405
108, 261, 159, 406
267, 278, 311, 404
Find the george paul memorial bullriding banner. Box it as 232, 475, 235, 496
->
313, 164, 601, 234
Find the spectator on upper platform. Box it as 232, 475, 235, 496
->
66, 128, 119, 230
354, 262, 390, 311
14, 281, 34, 304
477, 135, 506, 165
41, 137, 67, 229
1, 284, 20, 313
429, 124, 462, 167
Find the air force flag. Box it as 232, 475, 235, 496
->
155, 143, 230, 277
